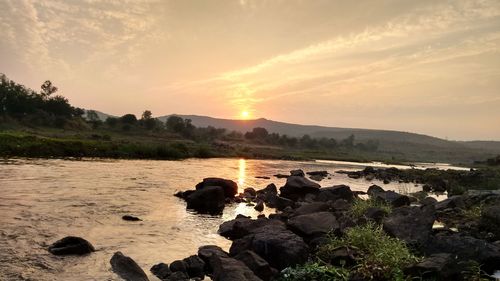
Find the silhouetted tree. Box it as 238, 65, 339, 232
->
120, 114, 137, 124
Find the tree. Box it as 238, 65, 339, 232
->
166, 115, 185, 133
341, 134, 355, 148
40, 80, 58, 99
141, 110, 152, 120
86, 110, 99, 122
120, 114, 137, 124
245, 127, 269, 140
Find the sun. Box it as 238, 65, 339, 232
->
240, 110, 250, 119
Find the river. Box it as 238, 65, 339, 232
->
0, 158, 467, 280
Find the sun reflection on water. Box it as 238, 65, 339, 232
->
238, 159, 246, 189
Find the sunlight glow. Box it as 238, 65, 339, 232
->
240, 110, 250, 119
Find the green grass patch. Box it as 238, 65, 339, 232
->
276, 262, 349, 281
317, 223, 419, 280
349, 198, 392, 219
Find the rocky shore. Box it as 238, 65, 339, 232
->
47, 168, 500, 280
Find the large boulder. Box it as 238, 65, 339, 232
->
383, 206, 435, 246
435, 195, 465, 211
150, 263, 171, 280
315, 185, 354, 202
211, 255, 263, 281
374, 190, 410, 207
198, 245, 229, 273
423, 234, 500, 273
230, 223, 309, 270
287, 212, 339, 239
367, 185, 384, 197
196, 178, 238, 198
48, 236, 95, 255
291, 202, 330, 217
186, 186, 225, 215
404, 253, 461, 280
481, 205, 500, 239
183, 255, 205, 279
219, 217, 285, 240
280, 176, 320, 201
290, 169, 305, 177
235, 250, 276, 281
110, 252, 149, 281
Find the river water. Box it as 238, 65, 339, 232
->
0, 158, 467, 280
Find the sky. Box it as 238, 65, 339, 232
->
1, 0, 500, 140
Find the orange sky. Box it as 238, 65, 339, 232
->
1, 0, 500, 140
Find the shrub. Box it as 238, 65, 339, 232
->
276, 263, 349, 281
317, 223, 418, 280
349, 198, 392, 219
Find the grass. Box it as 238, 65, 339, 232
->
316, 223, 419, 280
349, 198, 392, 219
461, 204, 484, 220
276, 263, 349, 281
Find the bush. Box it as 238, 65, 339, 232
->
276, 263, 349, 281
317, 223, 418, 280
349, 198, 392, 219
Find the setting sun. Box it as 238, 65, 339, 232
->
240, 110, 250, 119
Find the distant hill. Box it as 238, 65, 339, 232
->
82, 110, 116, 121
156, 114, 500, 163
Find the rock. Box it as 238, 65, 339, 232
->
315, 185, 354, 202
48, 236, 95, 255
435, 196, 465, 211
306, 171, 328, 177
230, 223, 309, 270
273, 196, 295, 211
291, 202, 330, 217
331, 199, 351, 211
273, 174, 289, 179
122, 215, 141, 221
218, 217, 285, 240
364, 207, 388, 223
256, 184, 278, 206
421, 197, 438, 206
424, 234, 500, 273
244, 187, 257, 197
198, 245, 229, 273
169, 260, 188, 273
150, 263, 171, 280
383, 179, 390, 184
287, 212, 339, 239
235, 250, 276, 281
254, 201, 264, 212
374, 190, 410, 207
325, 246, 358, 267
383, 206, 435, 246
183, 255, 205, 279
255, 176, 270, 179
186, 186, 225, 215
290, 169, 305, 177
405, 253, 462, 280
167, 271, 189, 281
196, 178, 238, 198
211, 255, 263, 281
309, 174, 324, 181
367, 185, 384, 197
481, 205, 500, 239
280, 176, 320, 201
110, 252, 149, 281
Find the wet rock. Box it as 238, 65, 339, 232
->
230, 223, 309, 270
290, 169, 305, 177
315, 185, 354, 202
150, 263, 171, 280
287, 212, 339, 239
273, 174, 289, 179
169, 260, 188, 273
306, 171, 328, 177
435, 195, 465, 211
167, 271, 189, 281
244, 187, 257, 197
374, 190, 410, 207
218, 217, 285, 240
183, 255, 205, 279
48, 236, 95, 255
421, 197, 438, 206
280, 176, 320, 201
254, 201, 264, 212
309, 174, 325, 181
198, 245, 229, 273
273, 196, 295, 211
122, 215, 141, 221
235, 250, 276, 281
423, 233, 500, 273
256, 184, 278, 206
110, 251, 149, 281
211, 255, 263, 281
255, 176, 270, 179
291, 202, 330, 217
196, 178, 238, 198
367, 185, 384, 197
186, 186, 225, 215
383, 206, 435, 246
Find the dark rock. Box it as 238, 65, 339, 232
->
367, 185, 384, 197
244, 187, 256, 197
211, 255, 263, 281
273, 196, 295, 211
331, 199, 351, 211
364, 207, 388, 223
315, 185, 354, 202
404, 253, 460, 280
421, 197, 438, 206
291, 202, 330, 217
383, 179, 390, 184
254, 201, 264, 212
273, 174, 289, 179
198, 245, 229, 273
110, 251, 149, 281
196, 178, 238, 198
280, 176, 320, 201
48, 236, 95, 255
255, 176, 270, 179
122, 215, 141, 221
287, 212, 339, 239
169, 260, 188, 273
218, 217, 285, 240
326, 246, 358, 267
167, 271, 189, 281
151, 263, 171, 280
435, 196, 465, 211
374, 190, 410, 207
306, 171, 328, 177
309, 174, 324, 182
290, 169, 305, 177
256, 184, 278, 206
233, 224, 309, 270
183, 255, 205, 279
481, 205, 500, 239
383, 206, 435, 246
235, 250, 276, 281
424, 234, 500, 273
186, 186, 225, 215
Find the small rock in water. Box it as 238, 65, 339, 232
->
150, 263, 171, 280
48, 236, 95, 256
110, 251, 149, 281
254, 200, 264, 212
122, 215, 142, 221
